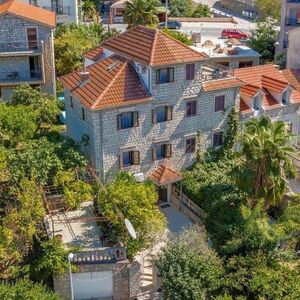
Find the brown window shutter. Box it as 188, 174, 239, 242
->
152, 147, 156, 161
165, 144, 172, 158
152, 109, 156, 124
117, 114, 122, 130
167, 106, 173, 121
119, 154, 123, 169
133, 112, 139, 127
156, 70, 160, 84
168, 68, 174, 82
133, 151, 140, 165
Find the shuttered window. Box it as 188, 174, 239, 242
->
186, 137, 196, 154
213, 131, 224, 147
27, 28, 38, 50
156, 68, 174, 84
186, 63, 195, 80
117, 111, 139, 130
152, 144, 172, 160
186, 100, 197, 117
120, 150, 140, 168
152, 106, 172, 124
214, 95, 225, 112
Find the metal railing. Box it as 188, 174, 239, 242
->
0, 71, 43, 84
0, 42, 42, 53
43, 6, 71, 16
72, 247, 127, 264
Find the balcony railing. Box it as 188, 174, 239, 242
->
72, 247, 127, 264
43, 6, 71, 16
0, 71, 43, 85
0, 42, 42, 53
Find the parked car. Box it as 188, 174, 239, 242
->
159, 21, 182, 30
221, 29, 249, 39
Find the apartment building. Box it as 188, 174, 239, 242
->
0, 0, 56, 101
0, 0, 79, 24
60, 26, 244, 198
221, 0, 258, 18
278, 0, 300, 53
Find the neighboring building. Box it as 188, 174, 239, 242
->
0, 0, 56, 101
235, 65, 300, 134
60, 26, 244, 200
44, 201, 140, 299
0, 0, 79, 24
221, 0, 258, 19
284, 27, 300, 69
191, 38, 261, 69
278, 0, 300, 53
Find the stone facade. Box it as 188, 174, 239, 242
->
65, 61, 240, 180
53, 261, 141, 300
0, 14, 56, 101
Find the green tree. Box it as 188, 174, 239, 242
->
82, 0, 98, 21
124, 0, 160, 29
256, 0, 281, 22
169, 0, 193, 17
162, 28, 192, 45
97, 173, 165, 257
233, 115, 294, 210
0, 103, 38, 148
249, 17, 278, 62
0, 280, 61, 300
10, 85, 60, 127
192, 3, 212, 18
157, 226, 224, 299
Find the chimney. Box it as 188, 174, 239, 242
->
80, 71, 90, 82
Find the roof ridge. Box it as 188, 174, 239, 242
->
91, 58, 127, 109
149, 29, 158, 66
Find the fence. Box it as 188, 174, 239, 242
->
172, 185, 207, 223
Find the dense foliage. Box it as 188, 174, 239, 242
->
249, 17, 278, 62
169, 0, 193, 17
54, 23, 118, 75
162, 28, 192, 45
97, 173, 165, 257
192, 3, 212, 18
256, 0, 281, 22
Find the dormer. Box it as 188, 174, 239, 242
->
252, 91, 263, 111
281, 86, 292, 105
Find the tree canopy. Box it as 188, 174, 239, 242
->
256, 0, 281, 22
169, 0, 193, 17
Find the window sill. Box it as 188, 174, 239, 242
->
186, 114, 197, 118
122, 165, 139, 170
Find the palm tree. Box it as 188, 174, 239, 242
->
123, 0, 160, 29
234, 115, 295, 210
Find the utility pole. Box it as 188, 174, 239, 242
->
165, 0, 168, 28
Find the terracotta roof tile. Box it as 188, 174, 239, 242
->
59, 55, 151, 110
148, 164, 182, 186
240, 84, 259, 97
101, 25, 207, 66
0, 0, 56, 28
282, 69, 300, 92
262, 92, 281, 109
240, 99, 251, 113
202, 77, 244, 92
83, 46, 104, 61
261, 75, 287, 93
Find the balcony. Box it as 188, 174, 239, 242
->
0, 42, 43, 56
72, 248, 127, 265
0, 71, 44, 86
201, 63, 234, 82
43, 6, 71, 16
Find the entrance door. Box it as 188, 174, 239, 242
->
158, 187, 168, 203
73, 271, 113, 299
29, 57, 39, 78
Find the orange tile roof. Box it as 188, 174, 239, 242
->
148, 164, 183, 186
0, 0, 56, 28
83, 46, 104, 61
101, 25, 207, 66
240, 84, 259, 97
59, 55, 151, 110
261, 75, 287, 93
240, 99, 251, 113
234, 65, 288, 88
282, 69, 300, 92
202, 77, 244, 92
262, 92, 281, 109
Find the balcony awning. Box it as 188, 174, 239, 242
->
148, 164, 182, 186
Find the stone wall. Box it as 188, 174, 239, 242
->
53, 261, 141, 300
0, 14, 55, 100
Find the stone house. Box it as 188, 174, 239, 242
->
235, 64, 300, 133
0, 0, 56, 101
60, 25, 244, 201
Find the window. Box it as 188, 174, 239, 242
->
186, 101, 197, 117
29, 0, 37, 5
156, 68, 174, 84
51, 0, 63, 14
213, 131, 223, 147
120, 150, 140, 168
81, 107, 85, 121
186, 137, 196, 154
152, 144, 172, 160
239, 61, 253, 68
186, 63, 195, 80
29, 56, 39, 78
27, 28, 38, 50
253, 95, 260, 110
152, 106, 172, 123
282, 90, 288, 105
117, 111, 139, 130
215, 95, 225, 112
70, 95, 73, 109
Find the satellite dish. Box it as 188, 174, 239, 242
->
124, 218, 137, 240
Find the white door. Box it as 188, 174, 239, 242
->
73, 271, 113, 299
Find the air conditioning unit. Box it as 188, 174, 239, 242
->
134, 172, 145, 183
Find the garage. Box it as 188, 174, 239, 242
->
72, 271, 113, 299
